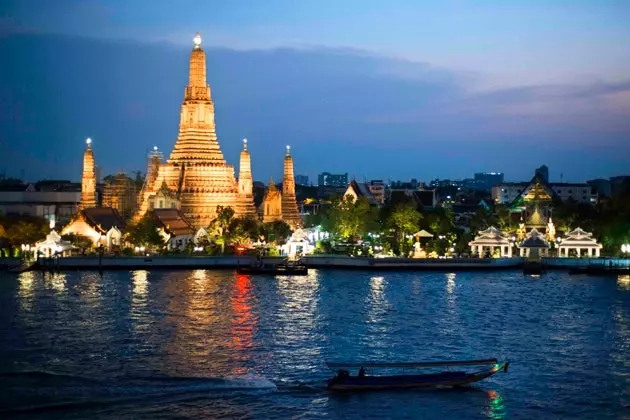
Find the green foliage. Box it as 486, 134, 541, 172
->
207, 205, 235, 254
324, 195, 378, 241
126, 215, 165, 250
229, 217, 259, 246
61, 233, 93, 255
259, 220, 292, 245
385, 203, 422, 256
0, 216, 49, 247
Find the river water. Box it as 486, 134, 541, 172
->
0, 269, 629, 419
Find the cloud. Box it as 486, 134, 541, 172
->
0, 32, 628, 183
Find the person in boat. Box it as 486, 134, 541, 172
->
358, 367, 366, 377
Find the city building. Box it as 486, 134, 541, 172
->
492, 177, 597, 205
474, 172, 504, 192
295, 175, 309, 186
610, 175, 630, 196
368, 180, 385, 204
535, 165, 549, 183
586, 179, 612, 198
318, 172, 348, 187
135, 33, 257, 228
0, 181, 81, 226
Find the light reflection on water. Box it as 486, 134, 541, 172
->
1, 269, 629, 419
618, 275, 630, 291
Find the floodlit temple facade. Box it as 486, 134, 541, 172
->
136, 33, 257, 228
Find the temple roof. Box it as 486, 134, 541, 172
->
81, 207, 126, 233
152, 209, 194, 236
510, 174, 558, 207
347, 180, 379, 205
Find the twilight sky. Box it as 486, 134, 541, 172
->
1, 0, 629, 183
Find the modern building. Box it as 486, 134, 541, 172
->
586, 179, 612, 198
473, 172, 504, 192
492, 178, 597, 205
610, 175, 630, 196
367, 180, 385, 204
295, 175, 309, 186
535, 165, 549, 183
0, 181, 82, 226
318, 172, 348, 187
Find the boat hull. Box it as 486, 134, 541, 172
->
327, 364, 506, 391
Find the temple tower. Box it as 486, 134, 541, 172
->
263, 177, 283, 223
80, 138, 97, 209
281, 145, 302, 229
134, 33, 255, 227
238, 138, 254, 198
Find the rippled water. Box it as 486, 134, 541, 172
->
1, 269, 629, 419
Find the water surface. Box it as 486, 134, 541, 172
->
1, 269, 629, 419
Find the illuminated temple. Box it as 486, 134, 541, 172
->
136, 33, 257, 228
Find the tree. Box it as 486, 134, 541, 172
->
208, 205, 235, 254
259, 220, 292, 245
61, 233, 93, 255
324, 195, 378, 241
386, 203, 422, 255
229, 217, 259, 246
2, 218, 49, 247
126, 215, 165, 250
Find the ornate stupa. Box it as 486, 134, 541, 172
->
281, 145, 302, 229
80, 138, 97, 209
238, 138, 254, 203
262, 177, 283, 223
136, 33, 255, 227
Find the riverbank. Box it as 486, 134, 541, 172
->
3, 255, 626, 272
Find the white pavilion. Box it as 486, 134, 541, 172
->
282, 229, 314, 258
469, 226, 512, 258
558, 227, 602, 258
34, 229, 74, 258
518, 228, 550, 257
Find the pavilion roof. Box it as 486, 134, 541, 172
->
565, 227, 593, 239
470, 226, 510, 246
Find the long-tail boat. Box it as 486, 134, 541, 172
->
326, 358, 509, 391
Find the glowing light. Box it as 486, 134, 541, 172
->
153, 145, 158, 151
243, 138, 247, 144
86, 137, 92, 145
193, 32, 202, 46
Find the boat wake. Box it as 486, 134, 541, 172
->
0, 371, 277, 414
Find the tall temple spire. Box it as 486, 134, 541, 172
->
238, 138, 253, 198
281, 145, 302, 229
169, 32, 224, 163
80, 138, 97, 209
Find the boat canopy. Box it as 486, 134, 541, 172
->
326, 359, 498, 369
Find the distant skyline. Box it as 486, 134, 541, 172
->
1, 1, 629, 183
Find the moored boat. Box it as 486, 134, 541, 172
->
326, 359, 509, 391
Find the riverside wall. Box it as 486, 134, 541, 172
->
4, 255, 627, 273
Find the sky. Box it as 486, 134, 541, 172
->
1, 0, 629, 183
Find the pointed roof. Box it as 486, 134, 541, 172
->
520, 228, 549, 248
268, 177, 277, 192
152, 209, 194, 236
510, 174, 558, 207
470, 226, 510, 246
346, 180, 379, 205
80, 207, 126, 233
